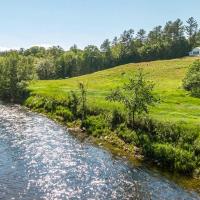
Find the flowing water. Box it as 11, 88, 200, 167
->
0, 104, 199, 200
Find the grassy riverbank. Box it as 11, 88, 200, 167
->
25, 57, 200, 176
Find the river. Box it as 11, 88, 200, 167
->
0, 104, 199, 200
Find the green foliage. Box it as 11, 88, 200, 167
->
106, 69, 159, 127
56, 50, 83, 78
0, 53, 36, 101
36, 58, 57, 80
23, 46, 47, 57
110, 109, 126, 129
183, 60, 200, 97
194, 137, 200, 155
116, 123, 139, 145
174, 148, 195, 173
186, 17, 198, 48
134, 117, 200, 151
16, 81, 29, 100
138, 133, 153, 156
55, 106, 73, 122
86, 103, 107, 116
152, 143, 195, 173
152, 143, 175, 168
68, 91, 80, 119
82, 115, 110, 137
83, 45, 103, 73
24, 96, 45, 109
1, 17, 200, 82
44, 99, 56, 112
79, 82, 87, 122
121, 116, 200, 174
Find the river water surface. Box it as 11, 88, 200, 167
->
0, 104, 199, 200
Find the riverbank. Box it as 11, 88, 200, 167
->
24, 94, 200, 179
25, 57, 200, 177
21, 99, 200, 195
26, 103, 143, 162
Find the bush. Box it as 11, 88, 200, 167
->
152, 143, 175, 168
16, 81, 29, 101
111, 109, 126, 129
174, 148, 195, 173
55, 106, 73, 122
0, 54, 36, 102
44, 99, 54, 112
82, 115, 110, 137
25, 96, 46, 109
152, 143, 195, 173
133, 118, 182, 144
116, 123, 139, 145
132, 117, 200, 150
178, 128, 199, 151
134, 117, 155, 133
154, 122, 181, 144
68, 91, 79, 119
194, 137, 200, 155
86, 104, 106, 116
44, 98, 60, 112
183, 60, 200, 97
138, 133, 153, 156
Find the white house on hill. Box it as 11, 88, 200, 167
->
189, 47, 200, 56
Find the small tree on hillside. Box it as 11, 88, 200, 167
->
106, 69, 159, 128
79, 82, 87, 122
68, 91, 80, 119
183, 60, 200, 97
68, 82, 87, 125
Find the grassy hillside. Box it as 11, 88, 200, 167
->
29, 57, 200, 126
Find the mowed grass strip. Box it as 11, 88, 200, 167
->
28, 57, 200, 125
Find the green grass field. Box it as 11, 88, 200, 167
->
28, 57, 200, 126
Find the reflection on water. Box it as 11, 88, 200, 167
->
0, 104, 199, 200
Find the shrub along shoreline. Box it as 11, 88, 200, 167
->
24, 94, 200, 178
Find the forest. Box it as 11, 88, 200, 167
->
0, 17, 199, 84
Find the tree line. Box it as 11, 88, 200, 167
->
0, 17, 200, 101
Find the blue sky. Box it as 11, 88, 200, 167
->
0, 0, 200, 50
